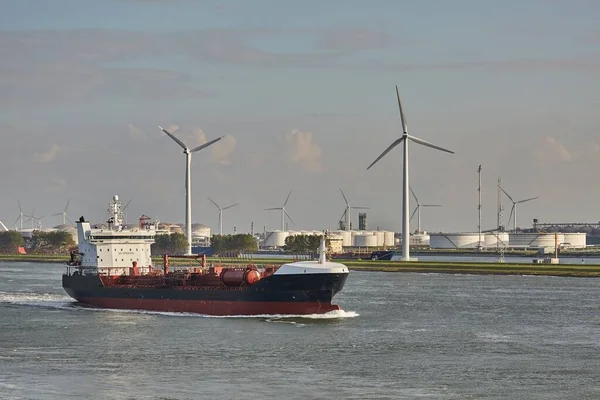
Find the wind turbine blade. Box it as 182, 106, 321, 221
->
66, 215, 75, 226
284, 209, 295, 226
158, 126, 188, 151
339, 209, 347, 222
283, 191, 292, 207
190, 136, 223, 153
517, 196, 539, 204
410, 207, 418, 221
64, 199, 70, 213
409, 185, 418, 203
408, 135, 454, 154
122, 199, 132, 212
396, 85, 408, 134
208, 197, 220, 209
18, 200, 22, 212
12, 216, 20, 226
422, 204, 442, 207
265, 207, 281, 211
223, 203, 239, 210
499, 186, 514, 203
507, 205, 515, 229
367, 137, 404, 170
339, 188, 349, 206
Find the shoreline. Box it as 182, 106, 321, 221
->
1, 255, 600, 277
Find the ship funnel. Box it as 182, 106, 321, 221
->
318, 233, 327, 264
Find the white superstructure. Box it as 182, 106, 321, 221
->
75, 195, 156, 275
274, 235, 349, 276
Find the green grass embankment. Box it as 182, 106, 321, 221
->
2, 254, 600, 277
0, 254, 68, 263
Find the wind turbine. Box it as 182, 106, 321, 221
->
159, 126, 223, 255
51, 200, 74, 226
265, 191, 294, 231
208, 197, 239, 235
13, 201, 25, 230
24, 207, 46, 230
367, 86, 454, 261
500, 186, 538, 231
409, 186, 441, 234
339, 188, 369, 231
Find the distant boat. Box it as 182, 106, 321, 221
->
369, 250, 396, 261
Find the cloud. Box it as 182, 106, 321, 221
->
190, 127, 208, 146
209, 135, 237, 165
283, 129, 322, 172
0, 26, 400, 109
165, 124, 180, 133
33, 144, 60, 163
127, 124, 143, 139
316, 28, 394, 52
534, 136, 600, 167
535, 136, 572, 165
48, 176, 67, 191
387, 56, 600, 75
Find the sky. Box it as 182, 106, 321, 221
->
1, 0, 599, 234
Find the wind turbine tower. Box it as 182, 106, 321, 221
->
208, 197, 239, 235
265, 191, 294, 231
51, 200, 74, 226
159, 126, 223, 255
13, 201, 25, 230
339, 188, 369, 232
477, 165, 482, 251
367, 86, 454, 261
409, 186, 441, 234
500, 185, 539, 232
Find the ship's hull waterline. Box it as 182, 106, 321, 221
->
62, 273, 348, 316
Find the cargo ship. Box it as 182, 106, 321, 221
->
62, 196, 349, 315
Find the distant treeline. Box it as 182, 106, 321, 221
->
284, 234, 326, 253
0, 231, 74, 254
211, 234, 257, 255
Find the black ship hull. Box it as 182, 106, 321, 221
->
62, 272, 348, 315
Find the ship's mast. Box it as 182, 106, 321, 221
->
107, 195, 124, 230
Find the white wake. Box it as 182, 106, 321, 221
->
0, 291, 358, 320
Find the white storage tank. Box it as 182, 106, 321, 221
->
430, 233, 480, 249
374, 231, 385, 247
484, 232, 509, 247
353, 233, 377, 247
334, 230, 352, 247
508, 233, 564, 249
562, 233, 586, 249
383, 231, 395, 247
192, 223, 211, 238
264, 230, 290, 247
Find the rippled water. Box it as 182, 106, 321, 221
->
1, 262, 599, 399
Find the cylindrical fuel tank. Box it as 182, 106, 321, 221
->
220, 268, 262, 286
245, 269, 261, 285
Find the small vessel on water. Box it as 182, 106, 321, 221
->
62, 195, 349, 315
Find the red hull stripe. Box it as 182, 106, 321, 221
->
78, 297, 340, 315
